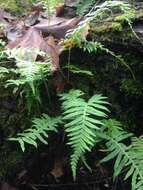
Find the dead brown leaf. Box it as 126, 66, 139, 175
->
7, 27, 60, 70
34, 16, 81, 38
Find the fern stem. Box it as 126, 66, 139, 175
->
67, 48, 71, 82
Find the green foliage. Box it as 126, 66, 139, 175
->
4, 48, 53, 112
121, 79, 143, 96
0, 67, 9, 78
101, 119, 143, 190
9, 114, 62, 152
41, 0, 64, 16
64, 1, 135, 79
63, 64, 93, 76
67, 1, 134, 39
1, 1, 143, 188
0, 39, 5, 47
79, 41, 105, 54
60, 89, 109, 179
8, 87, 143, 187
0, 0, 34, 13
76, 0, 95, 16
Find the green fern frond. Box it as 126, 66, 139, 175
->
0, 66, 9, 78
60, 89, 110, 179
101, 119, 143, 190
63, 64, 93, 76
9, 114, 62, 152
5, 49, 53, 112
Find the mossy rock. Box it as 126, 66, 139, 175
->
89, 3, 143, 49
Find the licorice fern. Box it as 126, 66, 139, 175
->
60, 89, 110, 179
101, 119, 143, 190
9, 114, 62, 152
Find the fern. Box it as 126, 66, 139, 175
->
5, 48, 53, 112
9, 114, 62, 152
60, 89, 110, 179
64, 1, 135, 79
63, 64, 93, 76
0, 66, 9, 78
76, 0, 95, 16
66, 1, 133, 38
101, 119, 143, 190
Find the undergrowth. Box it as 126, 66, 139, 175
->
0, 1, 143, 189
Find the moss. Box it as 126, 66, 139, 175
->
0, 146, 23, 180
114, 9, 136, 23
0, 0, 21, 13
115, 13, 135, 23
90, 21, 134, 44
111, 22, 123, 32
91, 21, 123, 34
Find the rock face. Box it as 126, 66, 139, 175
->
88, 1, 143, 53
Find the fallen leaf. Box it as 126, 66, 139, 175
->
7, 27, 60, 70
51, 156, 64, 179
34, 16, 81, 38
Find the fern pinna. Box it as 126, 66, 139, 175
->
9, 114, 62, 152
102, 119, 143, 190
60, 89, 109, 179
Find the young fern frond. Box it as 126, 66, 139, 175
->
60, 89, 110, 179
9, 114, 62, 152
102, 119, 143, 190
